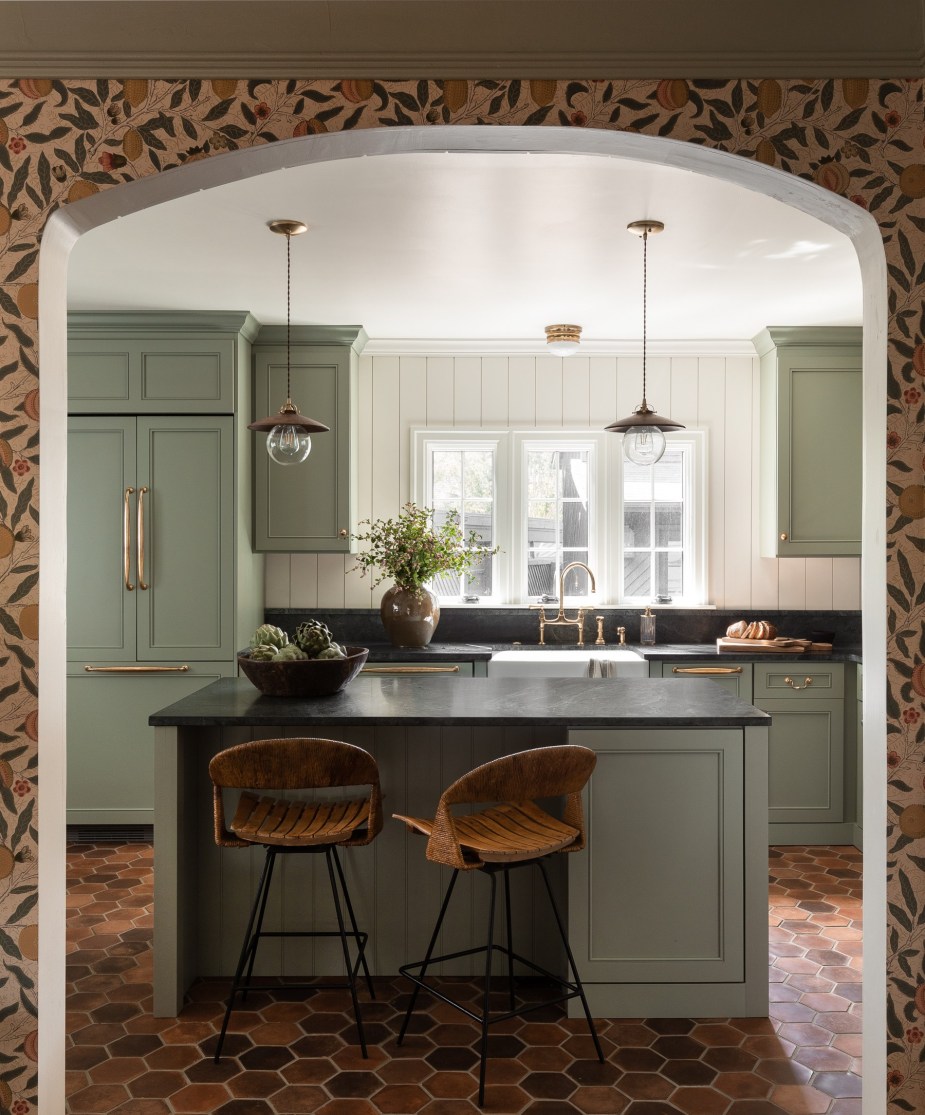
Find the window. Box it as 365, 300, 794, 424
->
415, 428, 705, 605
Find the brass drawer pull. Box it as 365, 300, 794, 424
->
360, 665, 461, 674
123, 487, 135, 591
673, 666, 743, 675
84, 665, 190, 673
784, 675, 813, 690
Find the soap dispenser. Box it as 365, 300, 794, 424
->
640, 606, 656, 646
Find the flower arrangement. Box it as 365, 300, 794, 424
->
350, 502, 496, 591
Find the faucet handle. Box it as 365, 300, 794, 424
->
616, 625, 626, 646
595, 616, 606, 645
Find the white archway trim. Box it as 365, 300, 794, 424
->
38, 125, 887, 1114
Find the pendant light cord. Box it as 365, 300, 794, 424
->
640, 228, 648, 409
285, 228, 294, 403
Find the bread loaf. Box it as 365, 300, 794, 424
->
726, 620, 748, 638
726, 619, 778, 640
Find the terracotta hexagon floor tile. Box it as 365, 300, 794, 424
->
87, 1055, 148, 1084
769, 1084, 832, 1113
376, 1059, 433, 1084
670, 1086, 731, 1115
226, 1068, 286, 1098
369, 1082, 432, 1112
518, 1044, 574, 1072
570, 1084, 631, 1113
167, 1083, 234, 1113
614, 1071, 675, 1100
67, 1082, 132, 1111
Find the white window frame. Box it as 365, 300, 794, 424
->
611, 429, 708, 606
412, 429, 510, 604
511, 431, 609, 605
413, 426, 707, 606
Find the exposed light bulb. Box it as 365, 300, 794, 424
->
546, 338, 581, 356
623, 426, 666, 466
267, 424, 313, 465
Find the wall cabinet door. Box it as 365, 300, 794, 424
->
251, 326, 365, 553
755, 327, 862, 557
67, 416, 235, 662
67, 662, 233, 826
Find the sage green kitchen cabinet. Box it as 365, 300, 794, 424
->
754, 327, 862, 557
251, 325, 367, 552
66, 662, 233, 826
753, 662, 847, 842
655, 660, 753, 702
68, 311, 258, 414
67, 416, 237, 662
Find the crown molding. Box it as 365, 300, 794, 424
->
0, 1, 921, 78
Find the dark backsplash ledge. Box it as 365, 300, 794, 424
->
264, 607, 862, 648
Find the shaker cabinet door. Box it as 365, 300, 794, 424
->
67, 417, 137, 661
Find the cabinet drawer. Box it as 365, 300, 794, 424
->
661, 661, 753, 703
753, 662, 843, 700
360, 662, 473, 677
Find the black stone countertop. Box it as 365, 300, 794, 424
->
363, 641, 861, 664
150, 675, 770, 728
634, 642, 863, 664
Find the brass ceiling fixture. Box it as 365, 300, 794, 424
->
605, 219, 684, 465
544, 323, 582, 356
248, 219, 329, 466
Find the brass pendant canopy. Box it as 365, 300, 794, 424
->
605, 219, 684, 454
545, 323, 582, 355
248, 220, 329, 462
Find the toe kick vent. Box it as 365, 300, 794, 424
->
67, 824, 153, 844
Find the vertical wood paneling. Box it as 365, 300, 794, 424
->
670, 356, 699, 425
698, 357, 726, 608
453, 356, 482, 426
644, 356, 671, 423
832, 557, 862, 610
264, 553, 291, 608
481, 357, 509, 426
535, 355, 564, 427
615, 356, 641, 424
562, 355, 590, 427
399, 355, 428, 501
426, 356, 454, 425
508, 356, 536, 426
589, 357, 617, 427
723, 357, 754, 608
316, 554, 346, 607
750, 357, 779, 610
290, 554, 319, 609
806, 559, 835, 610
345, 355, 376, 608
371, 355, 401, 524
778, 559, 807, 610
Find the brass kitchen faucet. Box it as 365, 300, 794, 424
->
530, 562, 596, 646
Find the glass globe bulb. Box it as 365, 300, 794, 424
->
623, 426, 666, 466
266, 424, 312, 465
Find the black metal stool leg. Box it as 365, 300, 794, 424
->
477, 870, 498, 1107
215, 846, 276, 1062
397, 869, 460, 1045
324, 846, 368, 1058
242, 847, 278, 1001
536, 860, 604, 1063
503, 868, 515, 1011
330, 845, 375, 1000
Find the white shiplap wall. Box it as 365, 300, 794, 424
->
264, 351, 861, 611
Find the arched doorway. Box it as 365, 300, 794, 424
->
39, 123, 887, 1111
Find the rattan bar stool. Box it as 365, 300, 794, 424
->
209, 737, 382, 1061
393, 744, 603, 1105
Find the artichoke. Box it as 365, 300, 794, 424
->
249, 623, 289, 650
248, 643, 279, 661
293, 619, 334, 658
316, 645, 346, 660
273, 644, 308, 661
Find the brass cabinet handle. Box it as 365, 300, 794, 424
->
338, 528, 348, 539
360, 665, 461, 674
123, 487, 135, 591
137, 486, 149, 590
673, 666, 743, 675
780, 532, 788, 541
784, 675, 813, 690
84, 665, 190, 673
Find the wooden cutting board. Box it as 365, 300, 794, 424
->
716, 636, 833, 653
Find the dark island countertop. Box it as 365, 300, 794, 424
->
150, 675, 770, 729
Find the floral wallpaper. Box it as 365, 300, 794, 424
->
0, 76, 920, 1111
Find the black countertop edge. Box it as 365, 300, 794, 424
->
150, 676, 771, 728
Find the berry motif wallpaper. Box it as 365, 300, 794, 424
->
0, 76, 921, 1112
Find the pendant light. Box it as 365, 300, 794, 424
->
545, 323, 582, 356
248, 219, 329, 466
605, 219, 684, 465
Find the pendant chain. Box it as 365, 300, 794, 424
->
286, 231, 292, 402
641, 228, 648, 408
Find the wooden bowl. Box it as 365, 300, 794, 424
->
237, 646, 369, 697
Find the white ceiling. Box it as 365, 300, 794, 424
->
67, 150, 863, 346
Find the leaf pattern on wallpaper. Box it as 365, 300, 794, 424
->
0, 75, 919, 1111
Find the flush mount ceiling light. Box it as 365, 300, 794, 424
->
545, 323, 582, 356
248, 219, 329, 466
605, 220, 684, 466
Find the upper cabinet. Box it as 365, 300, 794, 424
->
754, 326, 862, 558
67, 312, 259, 414
251, 324, 367, 553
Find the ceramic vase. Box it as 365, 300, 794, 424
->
379, 584, 440, 647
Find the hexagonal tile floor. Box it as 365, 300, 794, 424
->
66, 843, 861, 1113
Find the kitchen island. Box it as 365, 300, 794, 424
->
151, 675, 770, 1019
